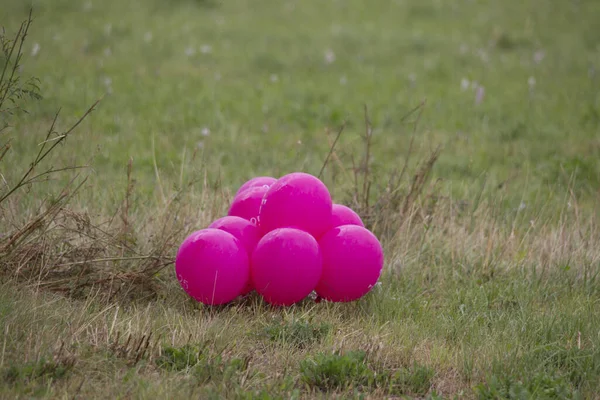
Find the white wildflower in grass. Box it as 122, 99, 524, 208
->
270, 74, 279, 83
460, 78, 470, 91
324, 49, 336, 65
478, 49, 489, 63
408, 73, 417, 84
201, 127, 210, 137
533, 50, 545, 64
31, 43, 40, 57
528, 76, 536, 88
196, 141, 204, 150
184, 46, 195, 57
102, 76, 112, 94
200, 44, 212, 54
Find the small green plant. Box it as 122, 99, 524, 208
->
156, 343, 251, 386
0, 9, 42, 132
263, 319, 331, 349
3, 356, 75, 385
532, 344, 600, 388
475, 373, 581, 400
386, 363, 435, 396
301, 351, 435, 396
0, 10, 95, 207
300, 351, 375, 391
194, 354, 250, 385
155, 344, 203, 371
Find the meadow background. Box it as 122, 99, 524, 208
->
1, 0, 600, 398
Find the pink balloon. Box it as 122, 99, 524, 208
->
208, 216, 261, 255
258, 172, 332, 238
316, 225, 384, 302
228, 185, 269, 224
330, 204, 364, 229
251, 228, 322, 306
235, 176, 277, 197
175, 229, 249, 305
208, 216, 260, 295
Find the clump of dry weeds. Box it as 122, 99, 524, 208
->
318, 103, 600, 285
319, 102, 442, 243
0, 12, 205, 302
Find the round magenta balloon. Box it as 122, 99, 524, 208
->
208, 216, 260, 295
208, 216, 261, 255
235, 176, 277, 197
251, 228, 322, 306
258, 172, 332, 238
316, 225, 384, 302
330, 204, 364, 229
228, 185, 269, 224
175, 229, 249, 305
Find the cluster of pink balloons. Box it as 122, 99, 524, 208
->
175, 172, 384, 306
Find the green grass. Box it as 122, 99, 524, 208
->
1, 0, 600, 398
3, 0, 600, 205
300, 350, 434, 395
261, 318, 331, 349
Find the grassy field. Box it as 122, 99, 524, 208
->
1, 0, 600, 398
